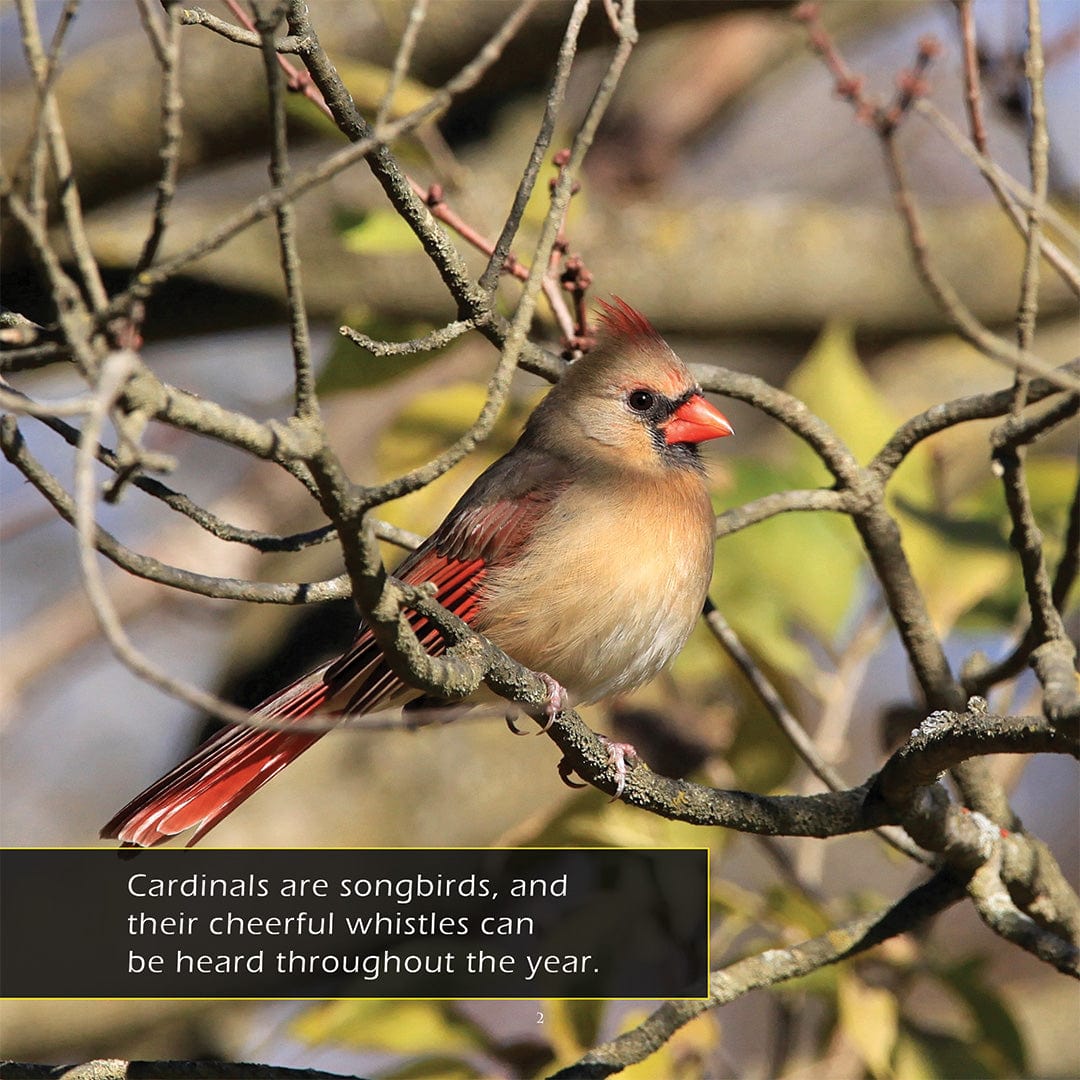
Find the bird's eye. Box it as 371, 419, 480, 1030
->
628, 390, 655, 412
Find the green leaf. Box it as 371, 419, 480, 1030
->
724, 692, 797, 793
342, 209, 421, 254
712, 458, 863, 678
318, 308, 444, 395
899, 1022, 1005, 1080
940, 956, 1028, 1076
763, 884, 831, 937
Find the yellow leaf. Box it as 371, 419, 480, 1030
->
374, 381, 525, 559
837, 969, 899, 1080
542, 999, 604, 1060
787, 322, 899, 468
891, 1032, 938, 1080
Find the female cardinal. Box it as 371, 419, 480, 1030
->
101, 298, 732, 846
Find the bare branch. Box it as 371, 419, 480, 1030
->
0, 415, 350, 604
871, 359, 1078, 478
179, 6, 308, 52
703, 599, 929, 863
256, 1, 319, 421
376, 0, 430, 129
133, 0, 184, 275
69, 351, 263, 728
550, 870, 967, 1079
968, 846, 1080, 975
15, 0, 109, 314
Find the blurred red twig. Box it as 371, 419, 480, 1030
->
793, 3, 940, 135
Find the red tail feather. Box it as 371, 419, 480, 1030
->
100, 670, 334, 847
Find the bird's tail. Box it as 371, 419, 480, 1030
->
99, 666, 336, 848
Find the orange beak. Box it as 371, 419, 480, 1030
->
663, 394, 734, 445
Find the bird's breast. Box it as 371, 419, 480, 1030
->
475, 474, 715, 704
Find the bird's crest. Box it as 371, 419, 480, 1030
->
593, 296, 667, 350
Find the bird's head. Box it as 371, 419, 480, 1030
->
531, 297, 733, 475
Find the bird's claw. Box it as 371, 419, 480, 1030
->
599, 735, 638, 800
558, 755, 587, 789
505, 711, 528, 736
538, 673, 568, 732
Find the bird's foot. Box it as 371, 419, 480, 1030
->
506, 674, 567, 735
599, 735, 639, 800
556, 736, 639, 798
538, 673, 569, 731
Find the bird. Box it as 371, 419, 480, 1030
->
101, 298, 733, 847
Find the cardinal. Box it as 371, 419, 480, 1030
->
101, 298, 733, 846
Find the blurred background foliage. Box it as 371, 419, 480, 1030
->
1, 0, 1077, 1077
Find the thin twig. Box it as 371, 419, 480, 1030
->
714, 489, 850, 540
0, 414, 350, 604
71, 352, 262, 727
256, 1, 319, 421
704, 600, 847, 791
954, 0, 989, 152
477, 0, 583, 323
914, 100, 1079, 295
880, 133, 1076, 393
134, 0, 185, 276
1012, 0, 1050, 414
15, 0, 109, 315
340, 319, 475, 357
376, 0, 429, 129
179, 5, 308, 53
871, 359, 1078, 479
703, 600, 929, 863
